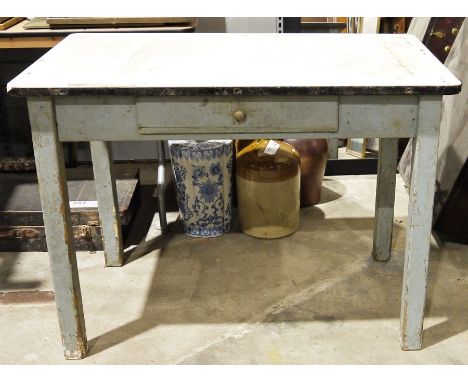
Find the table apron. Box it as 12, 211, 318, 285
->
53, 95, 419, 141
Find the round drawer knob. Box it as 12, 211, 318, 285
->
233, 109, 247, 123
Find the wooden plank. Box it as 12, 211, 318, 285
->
339, 95, 418, 137
136, 96, 338, 133
90, 141, 124, 267
0, 37, 63, 49
400, 95, 442, 350
7, 33, 461, 96
45, 17, 194, 27
372, 138, 398, 261
0, 17, 25, 31
0, 290, 54, 304
0, 225, 106, 252
56, 96, 137, 141
55, 95, 419, 142
8, 18, 195, 34
27, 96, 87, 359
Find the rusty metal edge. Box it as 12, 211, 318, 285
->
8, 84, 463, 97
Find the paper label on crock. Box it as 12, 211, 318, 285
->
263, 140, 280, 155
69, 200, 98, 209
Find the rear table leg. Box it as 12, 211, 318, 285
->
372, 138, 398, 261
90, 141, 124, 267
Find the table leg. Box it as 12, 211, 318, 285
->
90, 141, 124, 267
400, 96, 442, 350
28, 97, 87, 359
327, 138, 339, 159
156, 141, 168, 233
372, 138, 398, 261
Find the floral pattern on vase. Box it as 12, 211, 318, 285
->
169, 140, 233, 237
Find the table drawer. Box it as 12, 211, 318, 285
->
136, 96, 338, 134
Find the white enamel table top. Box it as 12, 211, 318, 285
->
8, 33, 461, 96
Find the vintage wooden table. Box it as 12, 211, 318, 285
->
7, 33, 461, 359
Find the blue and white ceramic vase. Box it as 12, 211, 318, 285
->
169, 140, 233, 237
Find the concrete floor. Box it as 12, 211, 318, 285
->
1, 170, 467, 364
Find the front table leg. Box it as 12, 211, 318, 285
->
372, 138, 398, 261
28, 97, 87, 359
400, 96, 442, 350
90, 141, 124, 267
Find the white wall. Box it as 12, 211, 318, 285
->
225, 17, 277, 33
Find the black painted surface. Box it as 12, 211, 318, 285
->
0, 49, 49, 157
435, 159, 468, 244
325, 158, 379, 176
8, 84, 462, 97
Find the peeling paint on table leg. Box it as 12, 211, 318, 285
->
28, 96, 88, 360
400, 95, 442, 351
90, 141, 124, 267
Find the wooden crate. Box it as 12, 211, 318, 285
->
0, 168, 140, 252
0, 17, 26, 30
45, 17, 195, 29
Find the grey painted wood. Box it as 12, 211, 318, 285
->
7, 33, 461, 96
400, 95, 442, 350
90, 141, 124, 267
137, 96, 339, 133
27, 96, 87, 359
327, 138, 339, 159
339, 96, 418, 138
372, 138, 398, 261
55, 95, 419, 142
